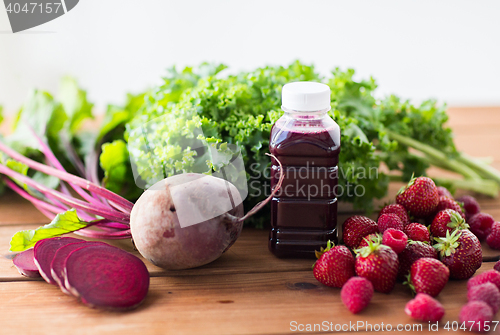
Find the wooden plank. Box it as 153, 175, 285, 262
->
0, 225, 314, 281
0, 192, 48, 226
447, 107, 500, 127
0, 263, 497, 335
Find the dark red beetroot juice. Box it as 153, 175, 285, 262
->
269, 82, 340, 258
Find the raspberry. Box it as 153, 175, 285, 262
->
379, 204, 410, 227
457, 195, 481, 221
469, 213, 495, 241
467, 270, 500, 291
437, 186, 453, 199
357, 233, 382, 249
486, 222, 500, 250
467, 282, 500, 314
403, 223, 430, 243
377, 214, 403, 233
458, 301, 493, 333
340, 277, 374, 314
404, 293, 445, 323
382, 228, 408, 254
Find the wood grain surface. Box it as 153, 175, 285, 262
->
0, 107, 499, 335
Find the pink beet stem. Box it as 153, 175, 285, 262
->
0, 164, 130, 224
28, 127, 115, 209
74, 229, 131, 239
4, 178, 64, 215
0, 140, 134, 213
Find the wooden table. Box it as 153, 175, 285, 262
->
0, 107, 499, 335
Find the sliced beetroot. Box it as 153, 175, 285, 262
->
50, 241, 105, 294
64, 244, 149, 310
34, 237, 85, 284
12, 248, 40, 278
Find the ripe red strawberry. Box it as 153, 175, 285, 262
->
354, 241, 399, 293
379, 203, 410, 227
342, 216, 378, 249
486, 221, 500, 249
340, 277, 374, 314
469, 213, 495, 241
397, 241, 437, 281
467, 270, 500, 291
406, 257, 449, 297
457, 195, 481, 221
377, 214, 403, 233
495, 261, 500, 272
435, 196, 465, 218
313, 241, 355, 288
459, 301, 493, 334
382, 228, 407, 254
430, 209, 469, 238
404, 223, 430, 243
405, 293, 445, 323
357, 233, 382, 249
437, 186, 453, 199
396, 176, 439, 218
467, 282, 500, 314
434, 229, 482, 280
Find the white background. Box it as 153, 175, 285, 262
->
0, 0, 499, 114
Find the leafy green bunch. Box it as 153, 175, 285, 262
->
3, 61, 499, 229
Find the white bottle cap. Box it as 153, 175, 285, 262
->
282, 82, 331, 112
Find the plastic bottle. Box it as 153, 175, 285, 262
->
269, 82, 340, 258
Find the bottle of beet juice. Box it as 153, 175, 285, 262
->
269, 82, 340, 258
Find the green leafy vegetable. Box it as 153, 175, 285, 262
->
9, 209, 90, 251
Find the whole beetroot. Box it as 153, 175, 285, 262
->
130, 174, 245, 270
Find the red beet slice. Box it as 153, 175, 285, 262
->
34, 237, 85, 284
64, 244, 150, 310
50, 241, 105, 294
12, 248, 40, 278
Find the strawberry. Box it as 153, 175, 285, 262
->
437, 186, 453, 199
357, 233, 382, 249
434, 229, 482, 280
495, 261, 500, 272
403, 222, 430, 243
354, 241, 399, 293
458, 301, 493, 334
467, 270, 500, 291
405, 293, 445, 323
467, 282, 500, 314
486, 221, 500, 249
396, 176, 439, 218
379, 203, 410, 227
377, 213, 403, 233
342, 215, 378, 249
405, 257, 449, 297
382, 228, 407, 254
457, 195, 481, 221
312, 241, 355, 288
340, 277, 373, 314
469, 213, 495, 241
434, 196, 465, 218
430, 209, 469, 238
397, 241, 437, 281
